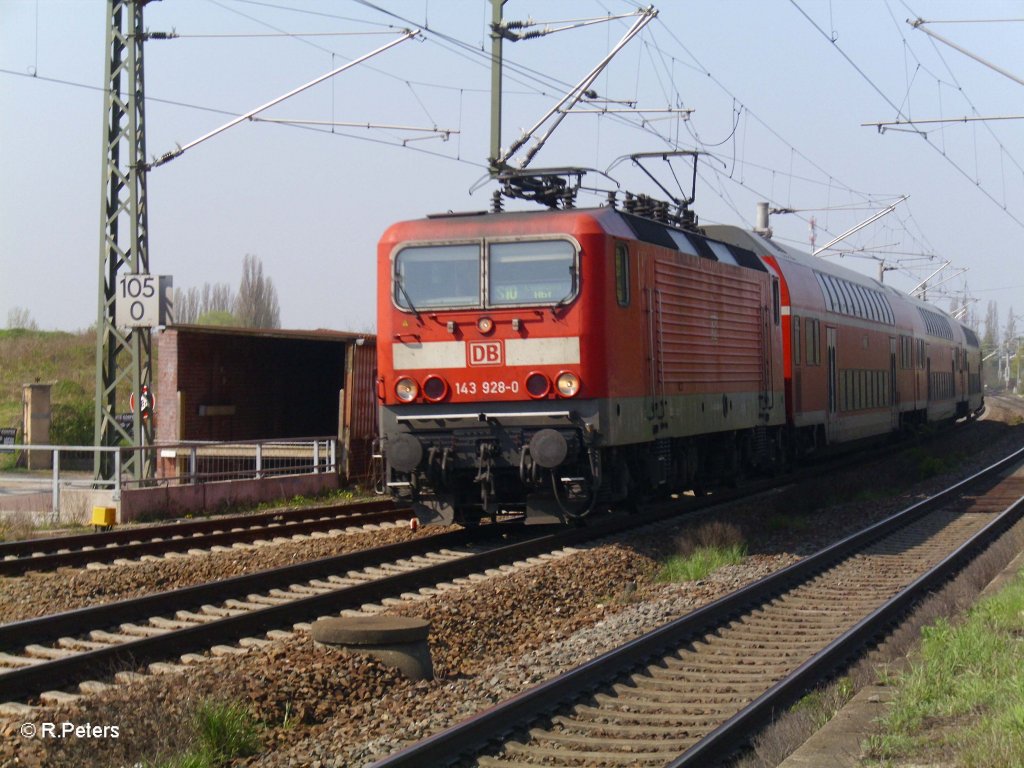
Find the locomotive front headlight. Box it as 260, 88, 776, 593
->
556, 371, 581, 398
422, 374, 449, 402
477, 316, 494, 334
395, 376, 419, 402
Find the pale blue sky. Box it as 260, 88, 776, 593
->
2, 0, 1022, 335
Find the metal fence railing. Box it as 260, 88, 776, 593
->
152, 439, 338, 487
0, 438, 338, 524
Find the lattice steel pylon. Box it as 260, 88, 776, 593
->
94, 0, 153, 483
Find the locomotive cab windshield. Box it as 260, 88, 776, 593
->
393, 238, 579, 310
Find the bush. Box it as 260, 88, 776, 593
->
158, 700, 261, 768
656, 521, 748, 582
49, 401, 93, 446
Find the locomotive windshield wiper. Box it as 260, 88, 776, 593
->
395, 273, 422, 321
552, 263, 577, 313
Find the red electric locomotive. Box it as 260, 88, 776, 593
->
376, 201, 788, 525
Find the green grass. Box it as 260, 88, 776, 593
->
0, 328, 95, 442
792, 677, 855, 730
155, 700, 261, 768
864, 572, 1024, 767
655, 543, 747, 582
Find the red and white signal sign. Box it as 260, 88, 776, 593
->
129, 385, 154, 420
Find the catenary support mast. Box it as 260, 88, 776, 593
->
489, 0, 506, 175
94, 0, 153, 483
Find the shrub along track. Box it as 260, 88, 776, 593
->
372, 446, 1024, 767
0, 498, 406, 575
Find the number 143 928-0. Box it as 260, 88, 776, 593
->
454, 381, 521, 395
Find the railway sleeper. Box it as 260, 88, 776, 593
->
206, 604, 253, 617
148, 618, 201, 626
680, 637, 824, 654
613, 679, 780, 698
499, 741, 680, 766
24, 645, 77, 660
528, 728, 695, 751
77, 681, 111, 695
551, 716, 706, 738
643, 663, 794, 679
569, 705, 727, 727
119, 623, 170, 638
630, 667, 793, 686
0, 653, 40, 668
56, 637, 108, 651
87, 630, 138, 644
39, 691, 81, 705
593, 692, 746, 712
655, 648, 807, 667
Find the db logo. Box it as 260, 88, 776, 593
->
468, 340, 503, 367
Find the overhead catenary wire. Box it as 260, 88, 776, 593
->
146, 28, 419, 169
793, 0, 1024, 232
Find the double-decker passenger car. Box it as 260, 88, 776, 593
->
705, 225, 983, 452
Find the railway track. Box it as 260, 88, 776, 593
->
0, 499, 406, 575
0, 492, 716, 708
370, 445, 1024, 768
0, 420, 966, 580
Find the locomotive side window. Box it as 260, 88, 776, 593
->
394, 243, 481, 309
615, 243, 630, 307
488, 240, 577, 307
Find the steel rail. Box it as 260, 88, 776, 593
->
0, 497, 690, 702
0, 499, 397, 556
369, 444, 1024, 768
0, 528, 484, 654
668, 466, 1024, 765
0, 500, 402, 575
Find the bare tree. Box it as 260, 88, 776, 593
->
172, 286, 200, 324
983, 300, 999, 349
6, 306, 38, 330
201, 283, 235, 316
172, 255, 280, 329
234, 254, 280, 328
